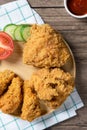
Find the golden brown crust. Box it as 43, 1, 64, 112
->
0, 68, 74, 121
45, 96, 66, 109
0, 70, 16, 96
21, 80, 42, 122
0, 77, 23, 114
23, 24, 70, 68
30, 68, 74, 108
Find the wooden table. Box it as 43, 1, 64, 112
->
0, 0, 87, 130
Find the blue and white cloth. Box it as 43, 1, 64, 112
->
0, 0, 84, 130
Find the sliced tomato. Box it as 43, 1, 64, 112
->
0, 32, 14, 60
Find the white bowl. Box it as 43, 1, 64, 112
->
64, 0, 87, 18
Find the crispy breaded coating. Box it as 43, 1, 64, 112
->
23, 24, 70, 68
30, 68, 74, 108
21, 80, 42, 122
46, 96, 66, 109
0, 70, 15, 95
0, 77, 23, 114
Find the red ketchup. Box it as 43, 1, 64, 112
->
67, 0, 87, 15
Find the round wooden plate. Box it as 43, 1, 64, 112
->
62, 39, 76, 79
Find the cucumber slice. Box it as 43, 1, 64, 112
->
3, 24, 17, 40
14, 25, 24, 41
21, 25, 31, 41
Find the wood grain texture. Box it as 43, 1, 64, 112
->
0, 0, 13, 5
28, 0, 63, 7
0, 0, 87, 130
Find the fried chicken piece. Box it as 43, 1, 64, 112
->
30, 68, 74, 108
0, 70, 16, 96
21, 80, 42, 122
0, 77, 23, 114
23, 24, 70, 68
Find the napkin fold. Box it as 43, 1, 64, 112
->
0, 0, 84, 130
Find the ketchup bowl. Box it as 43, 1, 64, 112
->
64, 0, 87, 18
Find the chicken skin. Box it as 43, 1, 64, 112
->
21, 80, 43, 122
0, 77, 23, 114
30, 68, 74, 108
23, 24, 70, 68
0, 70, 15, 95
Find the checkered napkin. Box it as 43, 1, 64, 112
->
0, 0, 84, 130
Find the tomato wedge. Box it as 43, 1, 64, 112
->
0, 32, 14, 60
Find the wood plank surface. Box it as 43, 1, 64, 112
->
0, 0, 87, 130
28, 0, 64, 7
0, 0, 11, 5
